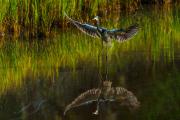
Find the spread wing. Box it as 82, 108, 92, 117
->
64, 88, 101, 115
107, 24, 139, 42
111, 87, 129, 100
110, 87, 140, 108
65, 14, 103, 38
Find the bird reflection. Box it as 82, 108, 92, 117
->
65, 13, 139, 43
64, 81, 140, 115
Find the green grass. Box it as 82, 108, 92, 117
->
0, 1, 179, 93
0, 0, 178, 38
0, 5, 179, 95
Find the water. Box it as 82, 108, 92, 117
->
0, 5, 180, 120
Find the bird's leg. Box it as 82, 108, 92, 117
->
93, 98, 100, 115
97, 42, 103, 87
105, 44, 108, 81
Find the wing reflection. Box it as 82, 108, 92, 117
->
64, 81, 140, 115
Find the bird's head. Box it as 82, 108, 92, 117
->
92, 16, 100, 26
102, 81, 112, 93
103, 81, 112, 88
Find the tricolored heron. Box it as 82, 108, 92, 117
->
64, 14, 140, 115
65, 13, 139, 43
64, 81, 140, 115
65, 13, 139, 81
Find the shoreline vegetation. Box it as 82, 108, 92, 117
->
0, 0, 178, 39
0, 0, 179, 96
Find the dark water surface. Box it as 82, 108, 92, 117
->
0, 6, 180, 120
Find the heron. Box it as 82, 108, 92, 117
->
65, 13, 139, 80
64, 81, 140, 115
65, 13, 139, 44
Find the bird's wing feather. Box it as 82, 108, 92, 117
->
65, 14, 102, 38
101, 87, 128, 103
64, 88, 101, 115
107, 24, 139, 42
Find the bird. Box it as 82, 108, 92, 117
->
65, 13, 139, 43
64, 81, 140, 115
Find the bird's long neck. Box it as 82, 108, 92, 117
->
96, 21, 101, 33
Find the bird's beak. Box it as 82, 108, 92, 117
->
92, 16, 99, 21
92, 18, 97, 21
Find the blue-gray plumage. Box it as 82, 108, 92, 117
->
65, 13, 139, 43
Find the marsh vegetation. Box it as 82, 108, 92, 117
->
0, 0, 179, 38
0, 1, 179, 120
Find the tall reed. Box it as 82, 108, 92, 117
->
0, 5, 179, 95
0, 0, 177, 38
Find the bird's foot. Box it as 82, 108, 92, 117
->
93, 109, 99, 115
